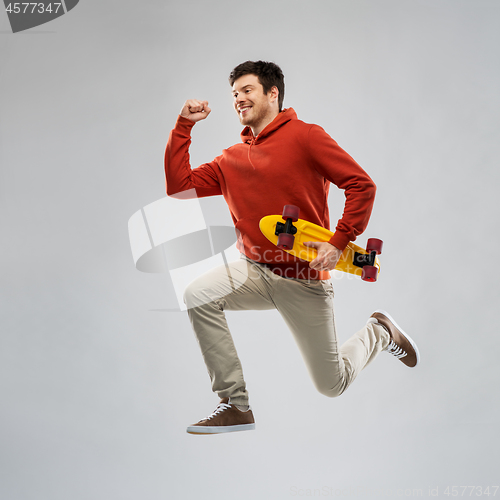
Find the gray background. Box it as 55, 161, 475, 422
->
1, 1, 499, 499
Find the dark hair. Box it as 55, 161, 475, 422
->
229, 60, 285, 112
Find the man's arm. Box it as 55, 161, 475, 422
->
305, 124, 377, 271
164, 100, 222, 198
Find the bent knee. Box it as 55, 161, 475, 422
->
182, 281, 197, 305
314, 380, 347, 399
183, 282, 222, 310
183, 282, 206, 309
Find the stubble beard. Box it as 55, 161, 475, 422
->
238, 103, 273, 131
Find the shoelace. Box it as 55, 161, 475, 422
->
386, 340, 407, 359
203, 402, 232, 421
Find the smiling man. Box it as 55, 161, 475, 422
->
233, 73, 281, 135
164, 60, 420, 434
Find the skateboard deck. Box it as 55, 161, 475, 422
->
259, 206, 382, 281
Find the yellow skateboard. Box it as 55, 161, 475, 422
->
259, 205, 383, 282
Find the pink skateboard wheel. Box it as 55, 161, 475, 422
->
282, 205, 300, 222
361, 266, 378, 282
277, 233, 295, 250
366, 238, 383, 255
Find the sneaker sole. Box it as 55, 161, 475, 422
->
186, 423, 256, 434
373, 309, 421, 366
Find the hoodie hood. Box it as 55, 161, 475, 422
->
240, 108, 297, 144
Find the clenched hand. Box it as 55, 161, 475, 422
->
180, 99, 211, 123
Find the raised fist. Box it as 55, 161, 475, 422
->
180, 99, 211, 123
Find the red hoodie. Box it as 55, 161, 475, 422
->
164, 108, 376, 280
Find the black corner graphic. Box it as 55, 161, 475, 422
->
64, 0, 78, 12
3, 0, 80, 33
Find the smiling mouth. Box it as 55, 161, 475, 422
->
238, 106, 252, 115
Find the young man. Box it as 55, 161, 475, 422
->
164, 61, 420, 434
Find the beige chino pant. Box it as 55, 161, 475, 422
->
183, 254, 390, 406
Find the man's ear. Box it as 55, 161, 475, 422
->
269, 86, 279, 104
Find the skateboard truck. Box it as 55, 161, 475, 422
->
354, 238, 383, 282
354, 251, 377, 268
275, 205, 300, 250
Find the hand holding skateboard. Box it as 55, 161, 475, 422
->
304, 241, 343, 272
259, 204, 383, 282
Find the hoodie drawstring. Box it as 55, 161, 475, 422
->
248, 138, 256, 170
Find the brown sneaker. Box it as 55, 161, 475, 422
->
369, 310, 420, 367
186, 398, 255, 434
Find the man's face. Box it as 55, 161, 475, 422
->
232, 74, 277, 129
